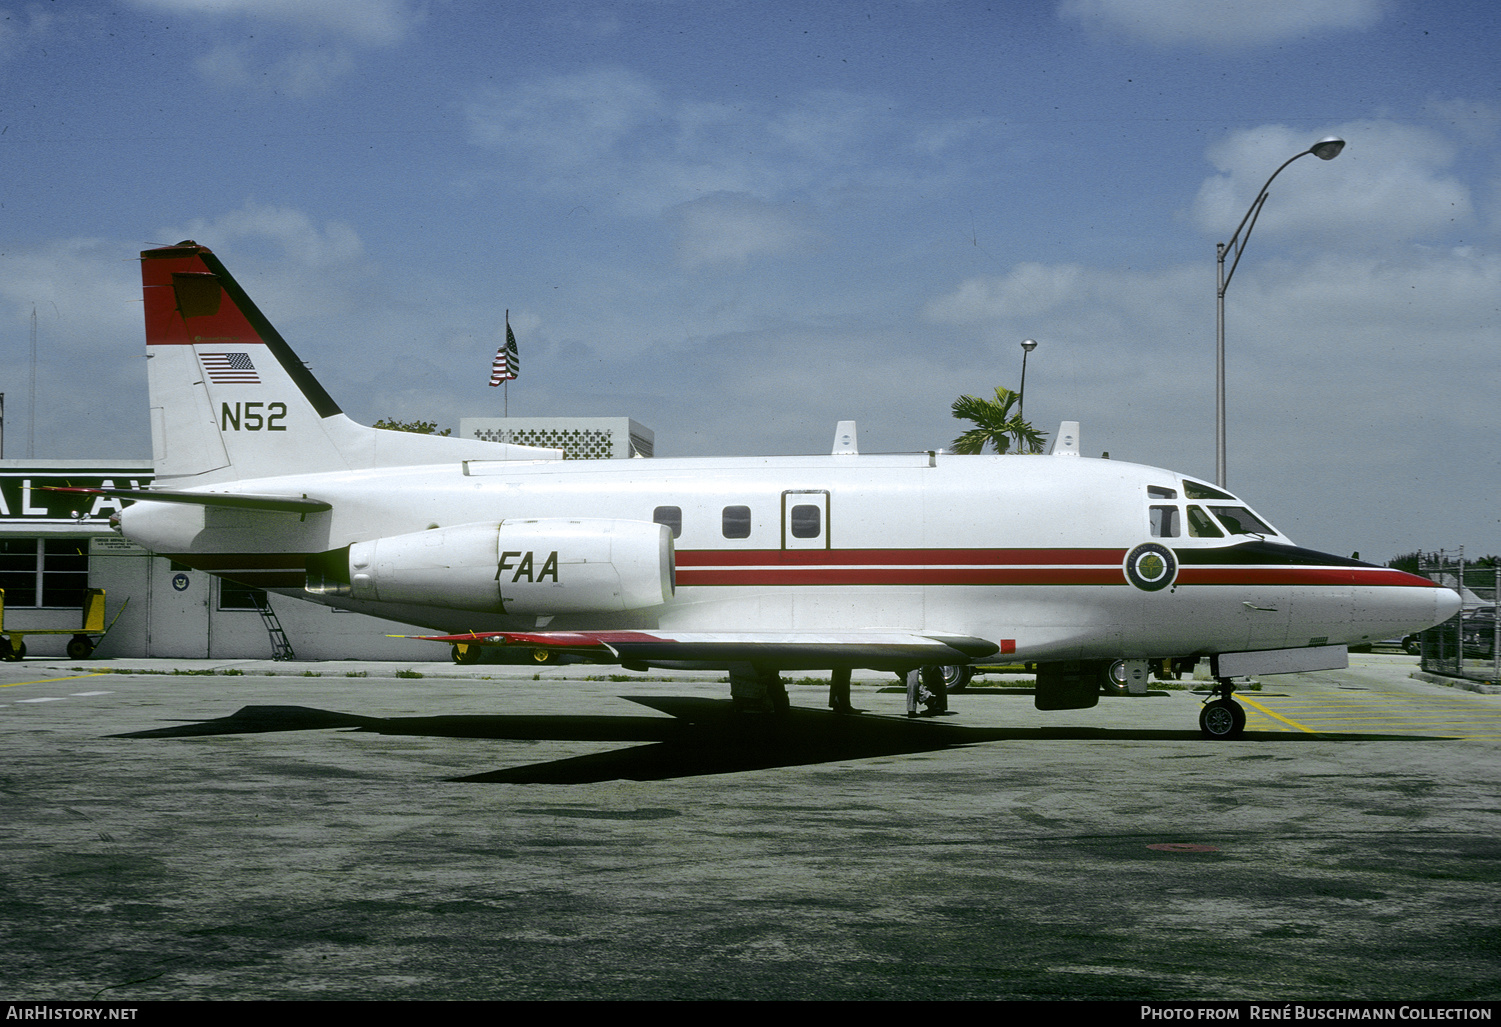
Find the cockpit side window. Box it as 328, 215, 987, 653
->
1150, 505, 1181, 538
1148, 485, 1178, 500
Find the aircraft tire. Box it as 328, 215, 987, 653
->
451, 643, 482, 665
941, 665, 973, 692
1199, 698, 1246, 740
66, 636, 94, 660
1101, 659, 1128, 696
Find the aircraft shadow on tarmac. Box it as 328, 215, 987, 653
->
112, 696, 1449, 783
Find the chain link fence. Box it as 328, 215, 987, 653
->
1418, 553, 1499, 684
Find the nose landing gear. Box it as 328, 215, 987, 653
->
1199, 679, 1247, 739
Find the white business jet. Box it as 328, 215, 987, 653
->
81, 243, 1458, 738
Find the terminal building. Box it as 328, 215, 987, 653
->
0, 417, 653, 661
459, 417, 653, 460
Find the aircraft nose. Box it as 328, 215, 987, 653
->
1433, 584, 1463, 625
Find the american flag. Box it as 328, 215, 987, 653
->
200, 351, 260, 384
490, 315, 519, 386
489, 318, 519, 386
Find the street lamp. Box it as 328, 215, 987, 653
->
1215, 136, 1344, 487
1018, 338, 1038, 427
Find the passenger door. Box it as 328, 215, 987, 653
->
782, 490, 830, 550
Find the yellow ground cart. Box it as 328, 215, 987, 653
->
0, 588, 113, 660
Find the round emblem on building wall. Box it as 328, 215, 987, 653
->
1124, 542, 1177, 592
171, 572, 191, 592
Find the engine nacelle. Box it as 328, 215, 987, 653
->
308, 518, 674, 615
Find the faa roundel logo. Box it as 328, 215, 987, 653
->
1124, 542, 1177, 592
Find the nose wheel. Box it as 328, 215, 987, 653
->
1199, 679, 1246, 739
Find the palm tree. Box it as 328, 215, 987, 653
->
950, 386, 1047, 455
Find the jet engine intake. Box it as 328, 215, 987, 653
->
307, 518, 674, 615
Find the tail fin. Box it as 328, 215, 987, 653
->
141, 242, 557, 486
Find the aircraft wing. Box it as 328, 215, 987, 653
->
406, 629, 1006, 670
47, 485, 331, 514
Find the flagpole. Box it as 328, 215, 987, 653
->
504, 310, 509, 418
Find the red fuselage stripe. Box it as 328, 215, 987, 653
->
674, 548, 1125, 567
161, 549, 1441, 590
677, 567, 1124, 586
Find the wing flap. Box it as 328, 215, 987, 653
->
405, 629, 1003, 670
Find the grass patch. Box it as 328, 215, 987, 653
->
394, 669, 424, 679
301, 671, 322, 677
344, 670, 367, 678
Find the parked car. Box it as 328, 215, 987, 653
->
1461, 608, 1497, 659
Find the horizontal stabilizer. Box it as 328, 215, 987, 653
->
47, 485, 331, 514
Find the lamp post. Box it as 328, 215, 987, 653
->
1018, 338, 1038, 429
1215, 136, 1344, 487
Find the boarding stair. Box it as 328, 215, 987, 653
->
250, 590, 297, 661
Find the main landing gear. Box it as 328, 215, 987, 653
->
1198, 678, 1247, 740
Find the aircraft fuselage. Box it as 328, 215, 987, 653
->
118, 449, 1451, 664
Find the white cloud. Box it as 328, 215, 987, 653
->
128, 0, 413, 47
130, 0, 412, 94
668, 193, 817, 269
467, 67, 664, 173
465, 69, 973, 218
926, 263, 1087, 323
1059, 0, 1391, 47
1425, 97, 1501, 145
158, 202, 364, 268
0, 238, 150, 458
0, 238, 138, 343
1189, 121, 1473, 249
195, 42, 357, 97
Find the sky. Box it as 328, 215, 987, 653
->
0, 0, 1496, 563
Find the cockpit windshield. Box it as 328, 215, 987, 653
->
1148, 482, 1282, 540
1207, 505, 1275, 536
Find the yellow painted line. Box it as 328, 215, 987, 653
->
1, 672, 111, 689
1239, 695, 1322, 734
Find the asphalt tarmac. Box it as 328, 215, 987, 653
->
2, 653, 1498, 1002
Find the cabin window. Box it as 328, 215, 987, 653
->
789, 504, 821, 539
1150, 505, 1181, 538
653, 505, 682, 539
1186, 505, 1224, 538
1208, 506, 1274, 536
722, 505, 752, 539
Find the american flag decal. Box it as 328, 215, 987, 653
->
200, 352, 260, 385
